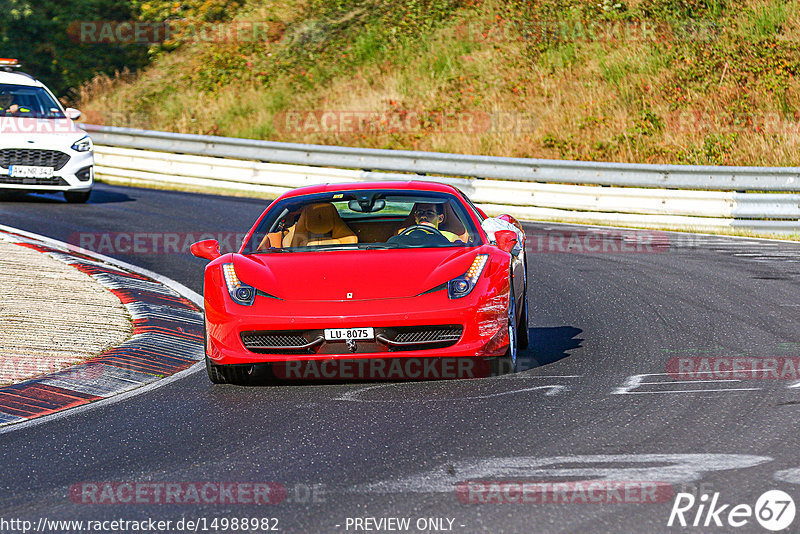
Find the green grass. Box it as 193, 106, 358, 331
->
748, 1, 789, 37
77, 0, 800, 167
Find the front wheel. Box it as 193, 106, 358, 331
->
64, 190, 91, 203
204, 319, 253, 385
500, 281, 519, 374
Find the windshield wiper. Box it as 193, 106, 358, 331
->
358, 244, 395, 250
252, 247, 294, 254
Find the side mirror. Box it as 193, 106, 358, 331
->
64, 107, 82, 120
191, 239, 221, 261
495, 230, 518, 254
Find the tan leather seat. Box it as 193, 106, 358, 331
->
283, 202, 358, 247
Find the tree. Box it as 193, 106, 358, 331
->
0, 0, 149, 98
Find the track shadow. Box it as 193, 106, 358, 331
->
517, 326, 583, 371
80, 188, 133, 204
206, 327, 585, 387
0, 189, 133, 204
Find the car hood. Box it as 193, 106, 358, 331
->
0, 117, 84, 146
233, 247, 482, 301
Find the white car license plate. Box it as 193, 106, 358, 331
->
324, 327, 374, 341
10, 165, 54, 178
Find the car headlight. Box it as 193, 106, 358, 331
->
222, 263, 256, 306
448, 254, 488, 299
71, 136, 93, 152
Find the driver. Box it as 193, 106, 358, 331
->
0, 93, 28, 116
397, 203, 462, 243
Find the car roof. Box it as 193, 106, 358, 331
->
278, 180, 461, 200
0, 70, 43, 87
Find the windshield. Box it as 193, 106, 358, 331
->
244, 190, 482, 254
0, 84, 65, 119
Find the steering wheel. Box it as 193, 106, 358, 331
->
388, 224, 450, 246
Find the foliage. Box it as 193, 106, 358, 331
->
0, 0, 150, 98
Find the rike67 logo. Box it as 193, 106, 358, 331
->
668, 490, 796, 531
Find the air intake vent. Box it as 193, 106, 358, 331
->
0, 149, 70, 170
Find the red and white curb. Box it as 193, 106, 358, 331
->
0, 225, 204, 428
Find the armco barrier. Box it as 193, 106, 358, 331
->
83, 125, 800, 233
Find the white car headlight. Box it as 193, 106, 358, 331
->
71, 136, 93, 152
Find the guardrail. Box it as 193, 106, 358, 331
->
84, 124, 800, 233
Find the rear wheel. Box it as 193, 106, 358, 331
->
64, 190, 91, 203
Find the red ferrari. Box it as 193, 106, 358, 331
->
191, 181, 528, 384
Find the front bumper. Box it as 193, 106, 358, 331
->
205, 288, 510, 365
0, 149, 94, 192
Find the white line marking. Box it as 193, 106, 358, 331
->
496, 374, 583, 379
333, 383, 567, 403
612, 373, 762, 395
356, 454, 773, 494
617, 388, 761, 394
637, 379, 743, 385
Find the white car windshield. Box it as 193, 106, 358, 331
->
0, 84, 65, 119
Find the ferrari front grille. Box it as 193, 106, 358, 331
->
395, 326, 463, 343
0, 149, 71, 170
242, 325, 464, 355
377, 325, 463, 351
240, 331, 322, 354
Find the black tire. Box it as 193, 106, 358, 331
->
516, 250, 529, 350
203, 318, 252, 385
205, 355, 253, 385
64, 190, 91, 203
517, 292, 529, 350
499, 278, 519, 374
205, 355, 227, 384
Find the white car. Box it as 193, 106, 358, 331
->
0, 59, 93, 203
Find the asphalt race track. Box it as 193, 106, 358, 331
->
1, 183, 800, 533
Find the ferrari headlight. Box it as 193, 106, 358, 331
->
222, 263, 255, 305
71, 136, 93, 152
448, 254, 488, 299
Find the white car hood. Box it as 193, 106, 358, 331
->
0, 117, 86, 149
